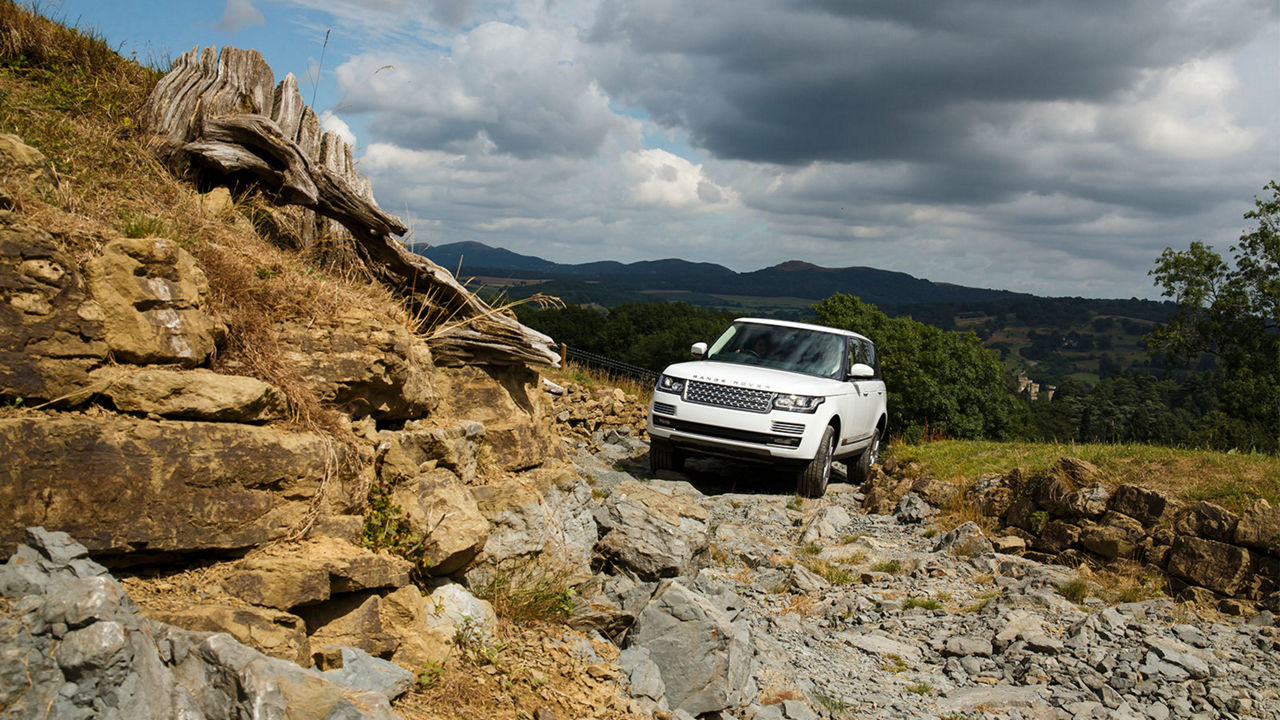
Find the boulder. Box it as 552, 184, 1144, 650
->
1173, 501, 1240, 543
305, 537, 414, 594
470, 462, 596, 571
379, 586, 454, 669
965, 475, 1014, 517
1055, 457, 1102, 485
298, 592, 399, 658
83, 237, 222, 366
932, 522, 994, 557
1235, 499, 1280, 552
799, 505, 852, 544
910, 476, 959, 508
861, 472, 913, 515
316, 645, 415, 702
1108, 485, 1170, 527
220, 556, 331, 610
0, 528, 396, 719
1033, 475, 1077, 517
1064, 484, 1110, 519
377, 420, 486, 483
1033, 520, 1081, 554
434, 364, 557, 472
894, 492, 936, 524
0, 415, 340, 559
570, 575, 657, 641
1166, 536, 1253, 596
713, 523, 776, 568
1079, 523, 1136, 561
1004, 495, 1041, 533
0, 133, 57, 189
276, 306, 437, 420
626, 580, 757, 715
0, 219, 108, 401
596, 481, 710, 581
390, 468, 489, 576
88, 366, 287, 422
146, 604, 310, 667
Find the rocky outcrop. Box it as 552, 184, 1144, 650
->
436, 364, 557, 472
88, 365, 287, 422
146, 604, 311, 667
277, 307, 438, 420
390, 468, 489, 575
596, 480, 710, 581
0, 414, 341, 559
83, 237, 223, 366
0, 216, 108, 401
0, 528, 402, 719
377, 419, 485, 483
471, 462, 597, 573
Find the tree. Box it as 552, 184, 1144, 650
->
1147, 181, 1279, 451
812, 293, 1019, 440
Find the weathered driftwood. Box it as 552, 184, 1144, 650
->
142, 46, 558, 367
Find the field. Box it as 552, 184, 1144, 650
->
887, 439, 1280, 512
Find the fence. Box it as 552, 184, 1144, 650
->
561, 344, 659, 385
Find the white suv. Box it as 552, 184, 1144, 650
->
648, 318, 887, 497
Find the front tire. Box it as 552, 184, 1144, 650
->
649, 438, 683, 474
796, 425, 835, 498
850, 429, 880, 485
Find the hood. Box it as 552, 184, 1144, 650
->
661, 360, 849, 396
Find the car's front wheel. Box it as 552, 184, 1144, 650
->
649, 438, 683, 474
796, 424, 835, 498
850, 428, 880, 485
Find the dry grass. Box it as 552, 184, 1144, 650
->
886, 438, 1279, 513
0, 1, 432, 441
543, 361, 654, 405
394, 620, 645, 720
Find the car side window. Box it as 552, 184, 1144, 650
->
865, 340, 880, 378
847, 339, 881, 379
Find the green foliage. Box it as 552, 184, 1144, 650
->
416, 660, 446, 689
1030, 510, 1049, 535
812, 293, 1019, 440
119, 211, 165, 238
1146, 181, 1279, 452
360, 477, 431, 568
517, 301, 734, 372
870, 560, 901, 574
906, 682, 933, 695
786, 495, 804, 512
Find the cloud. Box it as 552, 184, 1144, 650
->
334, 22, 630, 159
319, 110, 357, 147
217, 0, 265, 33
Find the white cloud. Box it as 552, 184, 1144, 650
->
217, 0, 264, 33
319, 110, 356, 147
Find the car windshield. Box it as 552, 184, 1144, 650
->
705, 322, 846, 379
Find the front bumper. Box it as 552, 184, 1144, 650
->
648, 392, 828, 461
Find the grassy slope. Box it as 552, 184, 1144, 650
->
887, 438, 1280, 512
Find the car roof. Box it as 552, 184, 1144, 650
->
732, 317, 872, 344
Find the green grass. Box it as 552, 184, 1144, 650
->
870, 560, 901, 574
885, 439, 1279, 513
1056, 576, 1090, 604
902, 597, 943, 611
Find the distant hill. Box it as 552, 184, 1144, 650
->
415, 241, 1022, 306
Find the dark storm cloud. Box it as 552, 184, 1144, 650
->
587, 0, 1276, 166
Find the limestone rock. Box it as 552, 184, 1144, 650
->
932, 522, 994, 557
0, 218, 108, 401
0, 528, 396, 719
1034, 520, 1081, 554
799, 505, 852, 545
1108, 485, 1170, 527
83, 237, 222, 366
378, 420, 486, 483
379, 585, 454, 669
626, 580, 757, 715
470, 462, 597, 571
146, 604, 310, 666
1079, 523, 1136, 561
1064, 484, 1110, 519
596, 480, 710, 581
435, 364, 557, 472
894, 492, 936, 524
965, 474, 1014, 517
861, 473, 912, 515
1055, 456, 1101, 485
1173, 501, 1239, 543
298, 592, 399, 658
0, 415, 340, 559
305, 536, 414, 594
221, 556, 331, 610
89, 366, 287, 422
316, 645, 415, 702
0, 133, 57, 189
1166, 536, 1253, 596
276, 306, 437, 420
1235, 499, 1280, 552
910, 476, 959, 508
390, 468, 489, 575
713, 523, 776, 567
1034, 475, 1077, 517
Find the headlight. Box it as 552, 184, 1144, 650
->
773, 393, 824, 413
655, 374, 686, 394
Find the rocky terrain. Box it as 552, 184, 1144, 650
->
2, 16, 1278, 720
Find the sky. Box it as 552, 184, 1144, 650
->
48, 0, 1280, 299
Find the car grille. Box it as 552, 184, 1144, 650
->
770, 421, 806, 435
652, 402, 676, 416
685, 380, 773, 413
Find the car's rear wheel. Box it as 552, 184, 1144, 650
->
850, 428, 880, 485
649, 438, 683, 474
796, 425, 835, 498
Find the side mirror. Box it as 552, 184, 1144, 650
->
849, 363, 875, 379
690, 342, 708, 358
